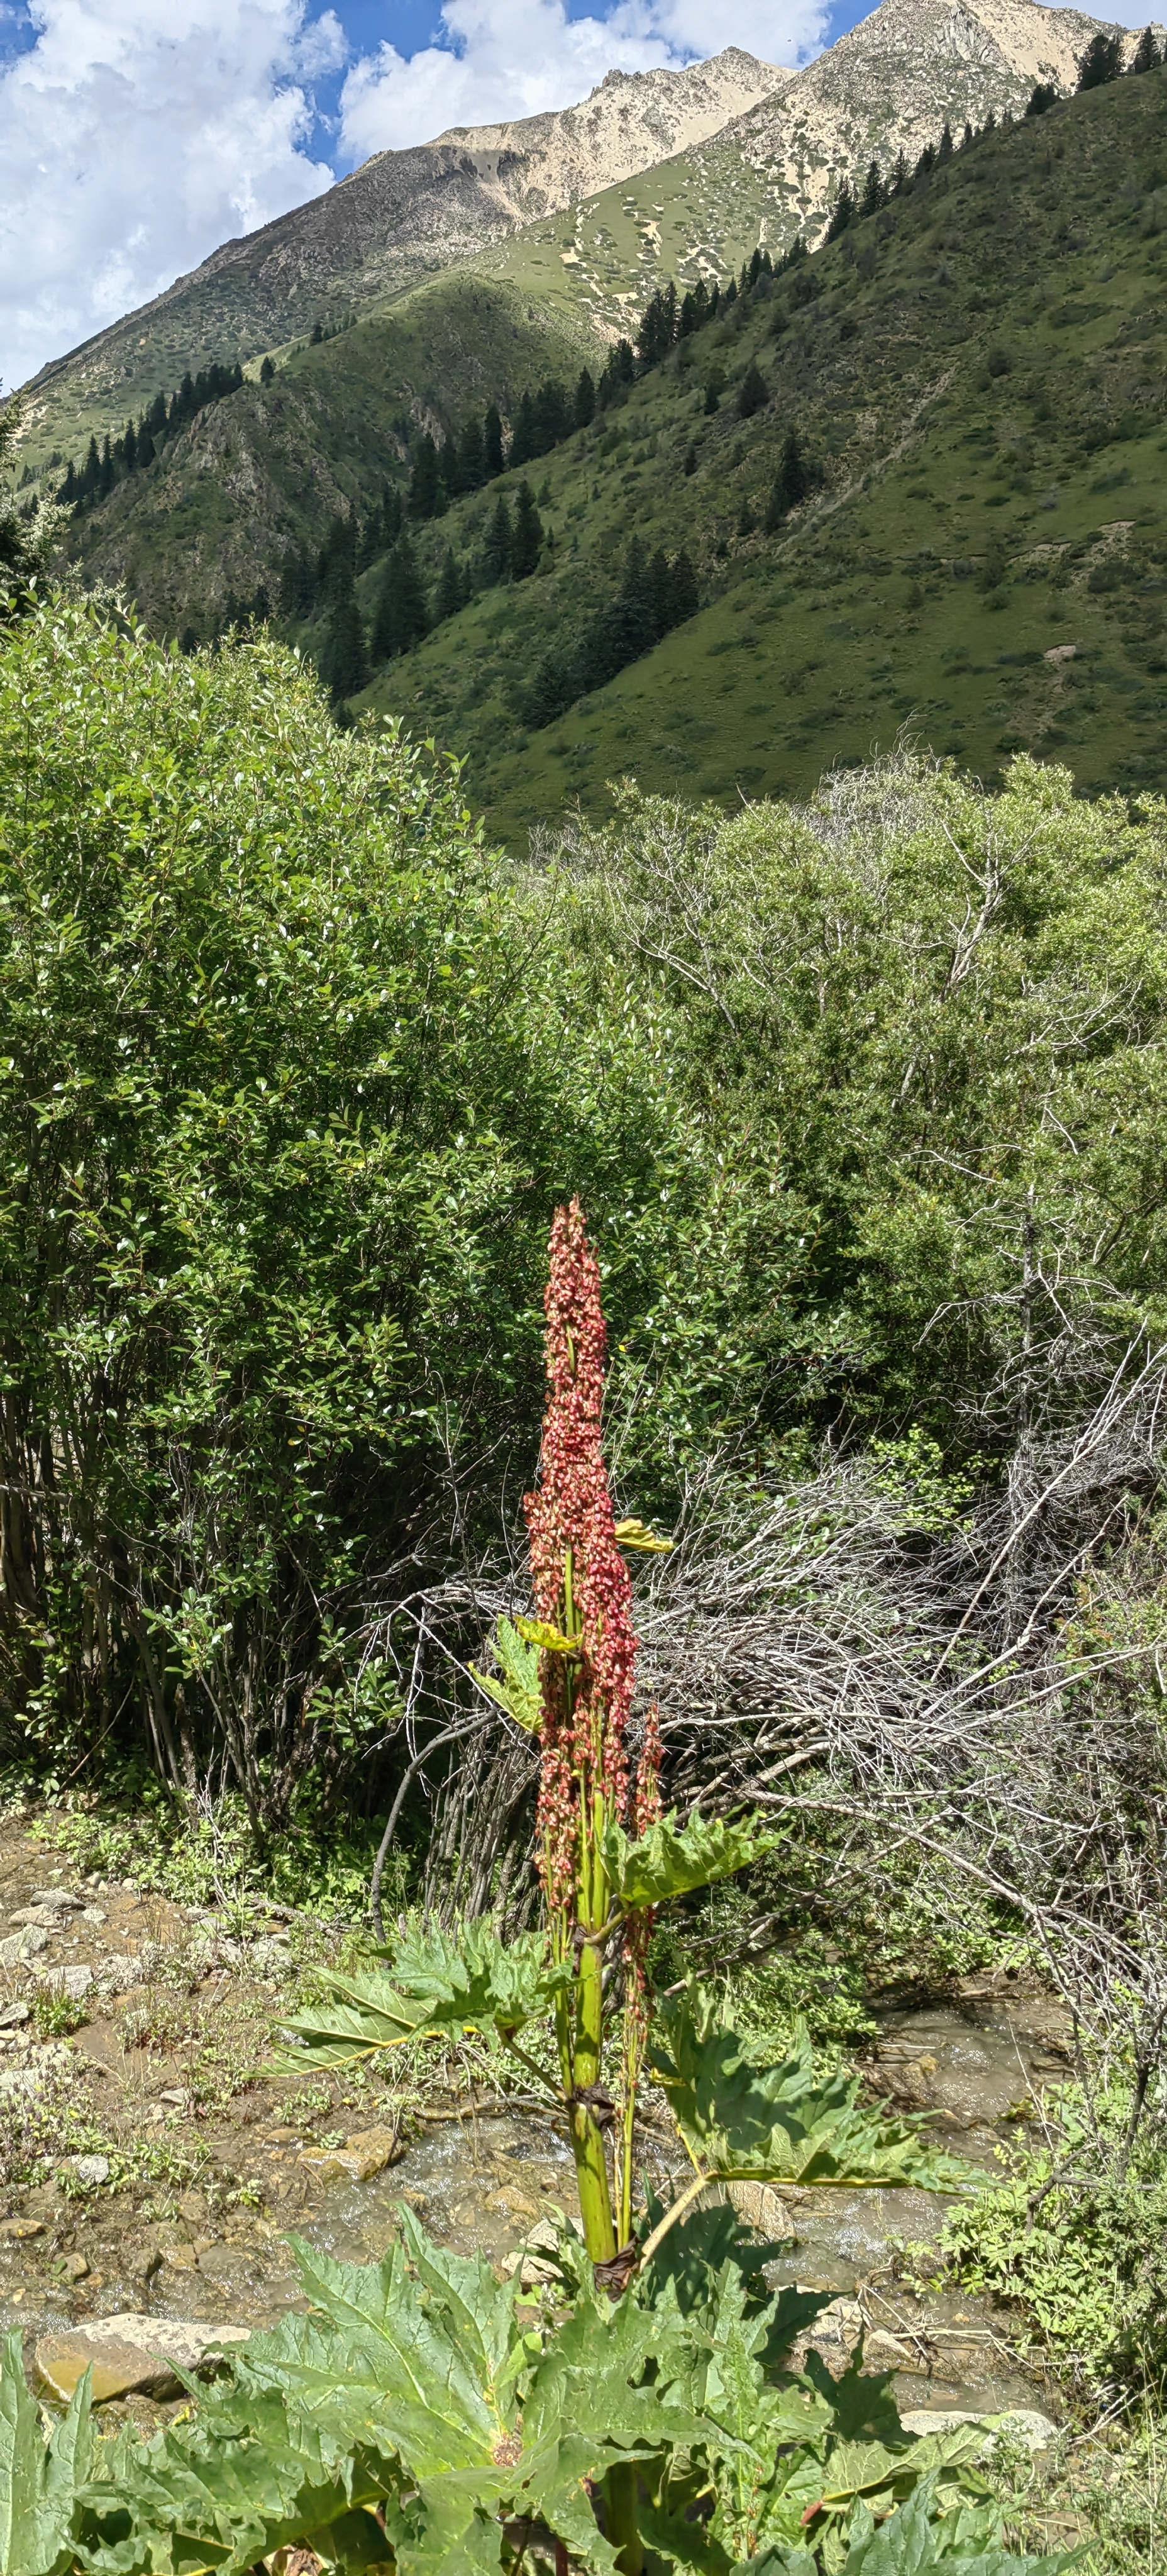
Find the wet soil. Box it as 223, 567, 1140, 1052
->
0, 1809, 1070, 2433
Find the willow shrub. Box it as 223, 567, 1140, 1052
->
560, 755, 1167, 1453
0, 602, 787, 1823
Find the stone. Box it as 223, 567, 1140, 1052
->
36, 2313, 250, 2403
160, 2241, 199, 2272
0, 2218, 44, 2240
487, 2183, 543, 2221
0, 2001, 30, 2029
41, 1965, 95, 2004
60, 2250, 91, 2282
726, 2180, 794, 2238
82, 1907, 108, 1926
900, 2407, 1058, 2455
297, 2126, 402, 2185
70, 2155, 111, 2189
0, 1926, 48, 1965
30, 1890, 84, 1912
97, 1954, 142, 1990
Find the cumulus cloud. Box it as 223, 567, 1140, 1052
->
0, 0, 343, 389
338, 0, 828, 162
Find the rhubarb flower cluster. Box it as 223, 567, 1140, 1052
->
524, 1198, 637, 1915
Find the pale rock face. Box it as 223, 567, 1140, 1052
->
428, 50, 790, 213
722, 0, 1149, 240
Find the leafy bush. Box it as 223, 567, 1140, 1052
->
0, 599, 784, 1821
558, 754, 1167, 1457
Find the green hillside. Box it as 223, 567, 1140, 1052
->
54, 273, 599, 634
474, 130, 789, 345
335, 65, 1167, 843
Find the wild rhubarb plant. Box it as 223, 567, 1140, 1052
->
0, 1206, 1075, 2576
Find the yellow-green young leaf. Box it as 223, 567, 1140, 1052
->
514, 1616, 581, 1657
603, 1811, 775, 1909
650, 1992, 980, 2194
613, 1518, 675, 1553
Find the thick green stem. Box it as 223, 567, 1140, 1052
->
605, 2460, 644, 2576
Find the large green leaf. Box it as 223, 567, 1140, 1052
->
650, 1992, 979, 2192
75, 2218, 710, 2576
270, 1919, 567, 2072
838, 2477, 1081, 2571
0, 2332, 92, 2576
602, 1811, 775, 1909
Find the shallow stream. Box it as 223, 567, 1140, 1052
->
2, 1982, 1071, 2433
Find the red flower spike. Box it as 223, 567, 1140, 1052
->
524, 1199, 638, 1919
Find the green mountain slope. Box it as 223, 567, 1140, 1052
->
57, 274, 597, 633
342, 65, 1167, 843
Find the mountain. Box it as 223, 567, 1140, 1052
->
341, 59, 1167, 841
16, 49, 782, 475
477, 0, 1145, 346
18, 0, 1136, 479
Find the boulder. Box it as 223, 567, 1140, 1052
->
40, 1965, 96, 2004
297, 2126, 402, 2184
900, 2406, 1059, 2455
726, 2180, 794, 2238
0, 1926, 48, 1965
36, 2313, 251, 2403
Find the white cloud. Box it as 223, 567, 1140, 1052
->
339, 0, 827, 161
1, 0, 343, 390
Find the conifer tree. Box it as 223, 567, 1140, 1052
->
738, 358, 768, 419
438, 434, 460, 497
859, 159, 884, 216
510, 391, 536, 468
60, 460, 78, 505
668, 549, 699, 625
574, 367, 595, 428
963, 118, 975, 145
409, 434, 441, 521
766, 424, 809, 528
99, 435, 114, 499
511, 481, 543, 579
1024, 80, 1058, 116
938, 120, 954, 159
482, 493, 512, 584
890, 149, 908, 194
1077, 28, 1123, 85
722, 277, 738, 309
434, 548, 463, 621
704, 364, 724, 416
1132, 24, 1161, 70
123, 420, 137, 473
825, 177, 855, 240
484, 405, 504, 477
458, 416, 485, 489
137, 426, 155, 468
682, 443, 697, 476
748, 247, 763, 287
319, 592, 367, 703
678, 289, 698, 336
372, 534, 428, 661
260, 355, 275, 384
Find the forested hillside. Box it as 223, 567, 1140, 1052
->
36, 55, 1167, 842
348, 61, 1167, 838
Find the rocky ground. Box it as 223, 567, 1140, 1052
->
0, 1802, 1069, 2472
